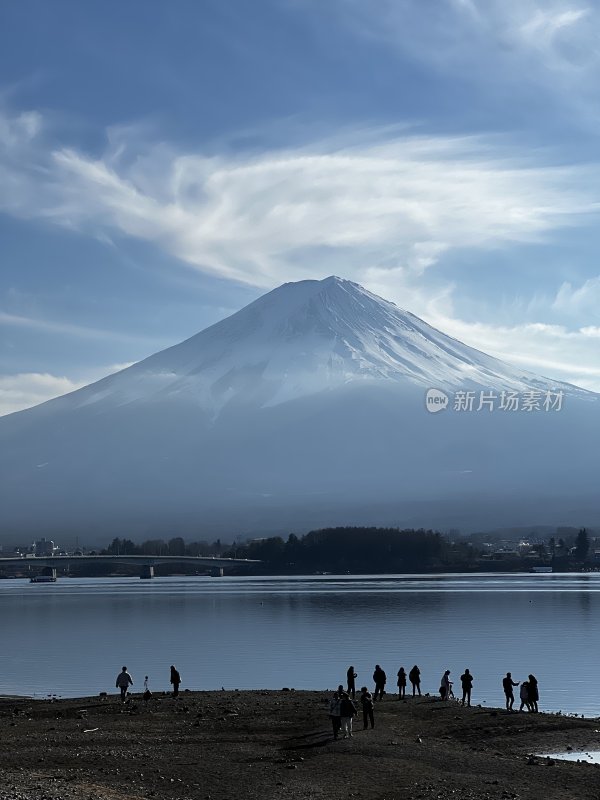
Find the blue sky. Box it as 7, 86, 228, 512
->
1, 0, 600, 414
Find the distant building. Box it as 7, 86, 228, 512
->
34, 538, 55, 557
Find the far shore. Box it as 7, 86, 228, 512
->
2, 690, 600, 800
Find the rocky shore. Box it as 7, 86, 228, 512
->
2, 691, 600, 800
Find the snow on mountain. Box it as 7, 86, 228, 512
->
41, 276, 590, 417
0, 276, 598, 540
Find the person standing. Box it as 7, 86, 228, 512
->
519, 680, 531, 712
502, 672, 519, 712
346, 666, 357, 700
373, 665, 387, 701
409, 665, 421, 697
397, 667, 407, 699
170, 665, 181, 698
143, 675, 152, 704
528, 674, 539, 712
360, 686, 375, 729
328, 690, 342, 739
116, 666, 133, 702
460, 668, 473, 707
339, 692, 357, 738
439, 670, 453, 700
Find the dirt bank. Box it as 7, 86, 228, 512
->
1, 691, 600, 800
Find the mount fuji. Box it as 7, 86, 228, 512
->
1, 276, 598, 541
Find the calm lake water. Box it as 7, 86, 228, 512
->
0, 573, 597, 715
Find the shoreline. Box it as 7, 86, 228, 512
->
2, 691, 600, 800
0, 688, 595, 719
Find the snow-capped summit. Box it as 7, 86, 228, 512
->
48, 276, 588, 418
0, 276, 598, 540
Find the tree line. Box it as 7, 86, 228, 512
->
220, 527, 477, 573
101, 536, 224, 558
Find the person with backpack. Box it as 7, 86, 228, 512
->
519, 680, 531, 712
328, 690, 342, 739
360, 686, 375, 729
339, 692, 357, 738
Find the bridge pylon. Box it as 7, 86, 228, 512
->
140, 564, 155, 579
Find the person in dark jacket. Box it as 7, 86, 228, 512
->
502, 672, 519, 711
347, 666, 357, 700
397, 667, 407, 699
373, 665, 387, 700
460, 668, 473, 707
170, 665, 181, 698
528, 674, 539, 712
328, 691, 342, 739
519, 680, 531, 712
116, 666, 133, 702
339, 692, 357, 738
409, 665, 421, 697
360, 686, 375, 729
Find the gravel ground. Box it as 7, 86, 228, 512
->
1, 691, 600, 800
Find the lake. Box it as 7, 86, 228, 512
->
0, 573, 597, 715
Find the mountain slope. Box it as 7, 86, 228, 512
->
0, 276, 598, 540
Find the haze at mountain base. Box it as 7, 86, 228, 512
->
0, 277, 598, 541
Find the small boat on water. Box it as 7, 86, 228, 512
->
529, 566, 552, 574
30, 575, 57, 583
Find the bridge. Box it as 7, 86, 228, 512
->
0, 554, 261, 580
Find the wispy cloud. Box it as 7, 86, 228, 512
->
0, 309, 168, 348
0, 106, 598, 291
417, 311, 600, 394
0, 364, 134, 417
1, 102, 600, 396
552, 274, 600, 314
323, 0, 600, 124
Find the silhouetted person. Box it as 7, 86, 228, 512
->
519, 680, 531, 712
347, 666, 357, 700
460, 669, 473, 707
339, 692, 357, 738
328, 690, 342, 739
373, 665, 387, 700
116, 666, 133, 702
502, 672, 519, 711
397, 667, 407, 699
439, 670, 452, 700
409, 665, 421, 697
528, 674, 539, 712
360, 686, 375, 729
170, 665, 181, 698
143, 675, 152, 704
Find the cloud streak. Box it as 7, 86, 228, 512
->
1, 107, 599, 291
326, 0, 600, 118
0, 310, 168, 348
0, 364, 134, 417
1, 103, 599, 401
